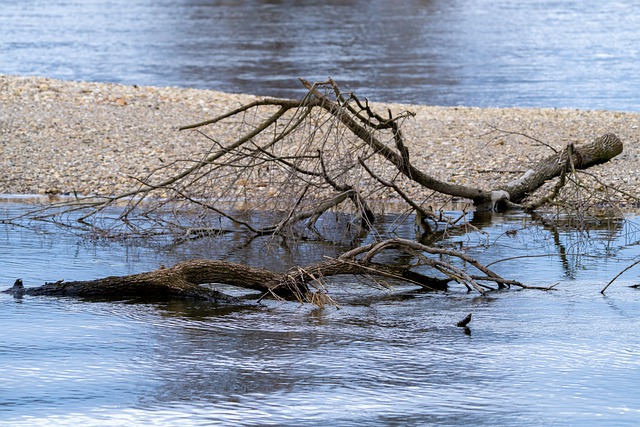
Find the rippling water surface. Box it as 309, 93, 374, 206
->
2, 1, 640, 424
1, 0, 639, 110
1, 199, 640, 426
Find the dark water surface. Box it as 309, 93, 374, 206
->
2, 2, 640, 423
1, 198, 640, 426
1, 0, 639, 110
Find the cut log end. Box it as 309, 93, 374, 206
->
581, 132, 623, 167
499, 132, 623, 205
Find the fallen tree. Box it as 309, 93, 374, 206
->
4, 237, 550, 305
2, 79, 626, 304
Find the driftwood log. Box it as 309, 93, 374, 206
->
2, 238, 528, 304
495, 132, 623, 208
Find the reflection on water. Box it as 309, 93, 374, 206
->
1, 200, 640, 426
0, 0, 639, 110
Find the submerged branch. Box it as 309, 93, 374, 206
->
2, 237, 525, 304
601, 258, 640, 294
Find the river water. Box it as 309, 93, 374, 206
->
1, 0, 639, 110
1, 198, 640, 426
2, 1, 640, 425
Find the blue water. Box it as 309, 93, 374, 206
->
1, 199, 640, 426
1, 0, 639, 110
2, 1, 640, 424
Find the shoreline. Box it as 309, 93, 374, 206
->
1, 74, 638, 204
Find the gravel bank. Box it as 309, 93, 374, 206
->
1, 75, 639, 203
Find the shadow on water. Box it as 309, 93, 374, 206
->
2, 199, 640, 426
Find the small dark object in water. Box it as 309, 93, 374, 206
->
456, 313, 472, 327
3, 279, 25, 298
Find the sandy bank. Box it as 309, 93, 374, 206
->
1, 75, 638, 203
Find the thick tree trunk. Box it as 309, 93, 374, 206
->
3, 238, 522, 303
498, 132, 623, 205
1, 258, 450, 302
2, 260, 280, 303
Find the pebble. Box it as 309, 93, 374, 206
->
1, 75, 638, 206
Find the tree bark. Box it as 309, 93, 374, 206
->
2, 260, 279, 303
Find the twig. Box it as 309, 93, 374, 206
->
601, 258, 640, 294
